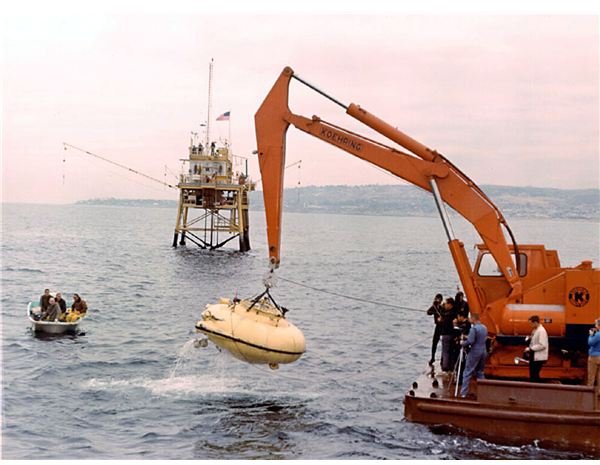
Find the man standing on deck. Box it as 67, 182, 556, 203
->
426, 293, 444, 366
587, 318, 600, 387
452, 312, 472, 380
455, 291, 469, 318
525, 315, 548, 383
440, 297, 458, 373
460, 313, 488, 398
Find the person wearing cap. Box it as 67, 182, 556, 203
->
525, 315, 548, 382
587, 318, 600, 387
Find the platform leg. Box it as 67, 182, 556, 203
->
239, 230, 250, 252
180, 206, 189, 246
239, 208, 251, 252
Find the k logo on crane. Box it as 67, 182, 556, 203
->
568, 287, 590, 307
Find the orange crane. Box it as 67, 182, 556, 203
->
255, 66, 599, 382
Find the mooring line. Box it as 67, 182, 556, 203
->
278, 275, 425, 313
243, 334, 430, 383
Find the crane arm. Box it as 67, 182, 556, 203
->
255, 67, 522, 303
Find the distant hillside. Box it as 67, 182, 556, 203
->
248, 184, 599, 220
76, 198, 177, 208
77, 185, 599, 220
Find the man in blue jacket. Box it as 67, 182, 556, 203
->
460, 313, 488, 398
588, 318, 600, 387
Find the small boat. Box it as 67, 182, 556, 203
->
195, 296, 305, 369
27, 301, 86, 335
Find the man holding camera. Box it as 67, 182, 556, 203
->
588, 318, 600, 387
426, 293, 444, 366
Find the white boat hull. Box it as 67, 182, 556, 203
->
27, 301, 85, 334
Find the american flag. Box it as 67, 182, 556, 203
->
216, 111, 230, 121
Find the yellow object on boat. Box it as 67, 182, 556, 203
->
195, 297, 305, 368
66, 311, 82, 322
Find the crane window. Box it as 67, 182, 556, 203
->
478, 252, 527, 277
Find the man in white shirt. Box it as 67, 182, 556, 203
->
525, 315, 548, 382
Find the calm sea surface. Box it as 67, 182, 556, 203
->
1, 203, 599, 459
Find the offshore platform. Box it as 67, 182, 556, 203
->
172, 135, 254, 251
64, 61, 254, 253
172, 60, 255, 252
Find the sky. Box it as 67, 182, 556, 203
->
2, 2, 599, 204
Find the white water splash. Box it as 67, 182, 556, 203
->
168, 338, 201, 379
82, 338, 241, 397
82, 373, 241, 396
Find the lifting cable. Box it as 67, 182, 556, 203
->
277, 275, 425, 313
203, 277, 431, 382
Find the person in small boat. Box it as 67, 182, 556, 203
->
66, 293, 87, 322
455, 291, 469, 318
440, 297, 458, 373
39, 289, 52, 313
588, 318, 600, 387
71, 293, 87, 313
426, 293, 444, 366
55, 292, 67, 320
459, 313, 488, 398
524, 315, 548, 383
41, 297, 60, 321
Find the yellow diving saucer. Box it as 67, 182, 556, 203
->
195, 294, 305, 369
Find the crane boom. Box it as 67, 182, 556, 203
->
255, 67, 523, 312
254, 66, 600, 383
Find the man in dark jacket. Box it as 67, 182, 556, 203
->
455, 291, 470, 318
55, 292, 67, 320
40, 289, 52, 312
440, 297, 458, 373
426, 293, 444, 366
451, 313, 471, 379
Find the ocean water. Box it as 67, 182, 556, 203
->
1, 203, 598, 459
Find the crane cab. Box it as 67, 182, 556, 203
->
474, 244, 560, 307
473, 244, 599, 380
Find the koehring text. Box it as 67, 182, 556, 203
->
320, 128, 362, 152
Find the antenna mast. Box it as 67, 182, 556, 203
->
205, 58, 214, 151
